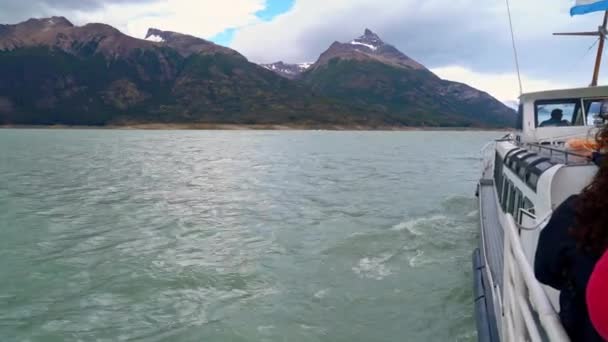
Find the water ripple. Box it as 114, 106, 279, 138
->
0, 130, 503, 342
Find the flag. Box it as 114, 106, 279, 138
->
571, 0, 608, 15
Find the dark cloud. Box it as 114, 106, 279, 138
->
232, 0, 608, 86
0, 0, 155, 24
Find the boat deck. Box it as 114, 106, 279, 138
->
473, 168, 503, 342
479, 172, 504, 291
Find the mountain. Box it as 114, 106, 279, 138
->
0, 18, 515, 128
144, 28, 241, 58
0, 17, 377, 126
260, 61, 312, 79
295, 29, 515, 127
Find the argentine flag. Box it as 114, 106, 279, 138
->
571, 0, 608, 15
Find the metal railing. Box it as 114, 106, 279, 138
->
481, 141, 497, 179
526, 143, 591, 166
502, 214, 570, 342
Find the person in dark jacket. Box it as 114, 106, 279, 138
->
535, 125, 608, 342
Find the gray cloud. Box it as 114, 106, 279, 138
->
232, 0, 608, 86
0, 0, 154, 24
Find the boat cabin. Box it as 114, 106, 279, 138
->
518, 85, 608, 144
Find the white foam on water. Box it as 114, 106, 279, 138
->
257, 325, 275, 333
391, 215, 448, 235
408, 249, 439, 268
466, 210, 479, 218
314, 289, 330, 299
352, 254, 393, 280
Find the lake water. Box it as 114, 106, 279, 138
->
0, 130, 501, 342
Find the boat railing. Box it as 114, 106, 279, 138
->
480, 141, 497, 178
502, 214, 570, 342
526, 143, 591, 165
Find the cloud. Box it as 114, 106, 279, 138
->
72, 0, 267, 39
0, 0, 155, 23
3, 0, 608, 102
431, 66, 573, 102
231, 0, 608, 85
1, 0, 269, 40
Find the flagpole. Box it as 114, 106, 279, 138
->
591, 11, 608, 86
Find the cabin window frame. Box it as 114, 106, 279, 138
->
516, 103, 523, 130
534, 98, 584, 128
501, 179, 511, 211
494, 152, 504, 196
517, 197, 535, 225
507, 182, 518, 215
582, 97, 608, 126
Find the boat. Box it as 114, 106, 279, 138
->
473, 2, 608, 341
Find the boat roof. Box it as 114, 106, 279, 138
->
520, 85, 608, 102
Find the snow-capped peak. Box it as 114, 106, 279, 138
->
349, 28, 383, 51
297, 62, 312, 70
260, 61, 313, 79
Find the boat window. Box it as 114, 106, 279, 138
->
501, 180, 511, 211
515, 103, 523, 130
517, 197, 535, 225
527, 173, 540, 190
494, 153, 504, 195
507, 185, 517, 215
522, 197, 535, 215
514, 192, 522, 221
584, 99, 608, 126
535, 99, 581, 128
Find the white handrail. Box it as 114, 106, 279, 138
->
502, 214, 570, 342
481, 141, 497, 178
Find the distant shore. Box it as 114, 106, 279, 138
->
0, 123, 508, 131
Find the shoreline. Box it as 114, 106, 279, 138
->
0, 123, 508, 131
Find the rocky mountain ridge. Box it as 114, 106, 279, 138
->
0, 18, 515, 128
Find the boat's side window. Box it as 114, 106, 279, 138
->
517, 197, 535, 224
584, 99, 608, 126
522, 197, 535, 215
535, 99, 581, 128
513, 191, 520, 221
494, 153, 504, 194
507, 184, 518, 215
501, 180, 511, 211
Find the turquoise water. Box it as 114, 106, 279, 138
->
0, 130, 500, 342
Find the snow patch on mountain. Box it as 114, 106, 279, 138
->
350, 40, 377, 51
146, 34, 164, 43
298, 62, 312, 69
260, 61, 313, 79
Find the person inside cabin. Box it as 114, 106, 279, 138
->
535, 125, 608, 341
540, 109, 571, 127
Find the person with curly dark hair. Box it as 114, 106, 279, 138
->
535, 125, 608, 342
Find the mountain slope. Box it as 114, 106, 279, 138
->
0, 18, 379, 126
0, 18, 514, 128
280, 29, 516, 127
260, 61, 312, 79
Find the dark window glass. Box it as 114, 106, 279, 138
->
501, 180, 510, 211
516, 104, 523, 130
583, 99, 608, 126
535, 99, 581, 128
508, 185, 517, 215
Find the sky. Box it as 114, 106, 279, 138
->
2, 0, 608, 103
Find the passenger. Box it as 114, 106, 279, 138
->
587, 251, 608, 341
540, 109, 571, 127
535, 125, 608, 341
